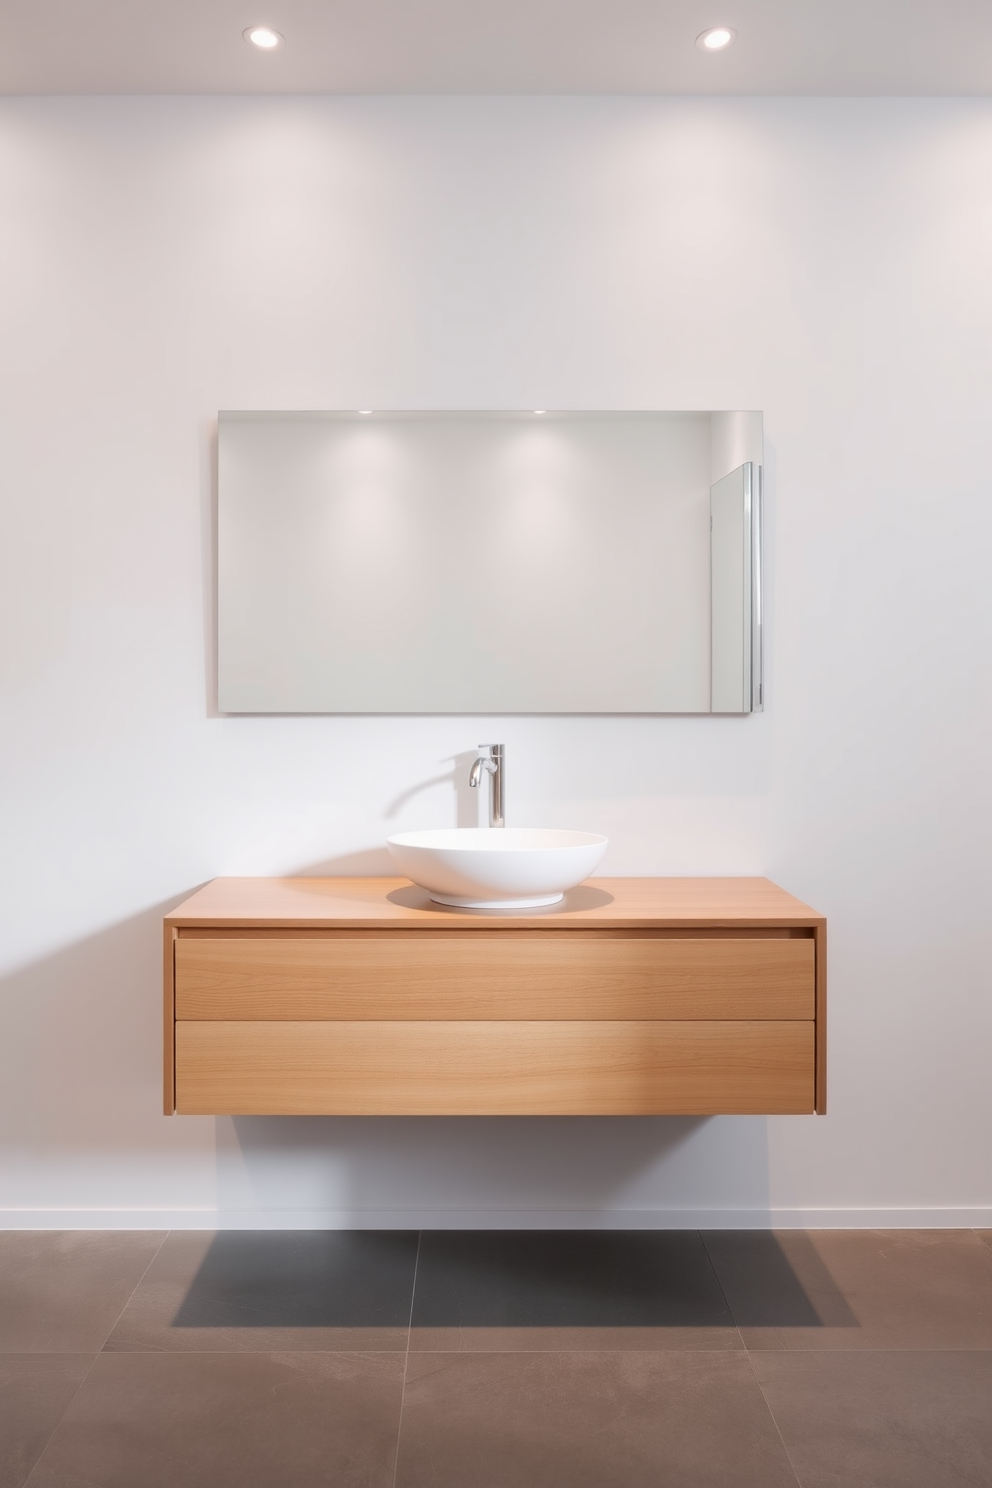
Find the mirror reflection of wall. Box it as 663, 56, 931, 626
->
217, 410, 762, 715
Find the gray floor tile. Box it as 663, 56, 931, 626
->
0, 1233, 165, 1353
24, 1350, 405, 1488
752, 1350, 992, 1488
703, 1229, 992, 1349
395, 1350, 799, 1488
0, 1356, 93, 1488
409, 1230, 742, 1351
104, 1230, 418, 1352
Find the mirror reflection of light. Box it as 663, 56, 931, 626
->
322, 430, 412, 564
496, 429, 582, 555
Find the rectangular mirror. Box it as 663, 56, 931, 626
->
217, 410, 762, 714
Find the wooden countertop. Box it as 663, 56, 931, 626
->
166, 877, 824, 930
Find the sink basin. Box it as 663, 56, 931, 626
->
386, 827, 609, 909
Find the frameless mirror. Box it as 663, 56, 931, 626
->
217, 410, 762, 714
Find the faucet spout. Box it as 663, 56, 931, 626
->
468, 756, 494, 789
468, 744, 505, 828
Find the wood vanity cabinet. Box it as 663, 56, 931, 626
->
163, 877, 826, 1117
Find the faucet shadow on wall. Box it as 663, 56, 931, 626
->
381, 750, 479, 827
297, 751, 480, 875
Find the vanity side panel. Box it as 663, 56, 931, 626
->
163, 925, 177, 1115
175, 1020, 815, 1116
815, 922, 827, 1113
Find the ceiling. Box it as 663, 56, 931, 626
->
1, 0, 991, 96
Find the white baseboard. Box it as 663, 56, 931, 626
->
2, 1207, 991, 1230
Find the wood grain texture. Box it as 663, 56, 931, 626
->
165, 876, 826, 931
175, 934, 815, 1022
163, 876, 827, 1118
174, 1020, 815, 1116
163, 925, 176, 1114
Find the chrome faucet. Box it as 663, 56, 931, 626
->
469, 743, 505, 828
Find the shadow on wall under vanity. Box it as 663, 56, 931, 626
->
214, 1110, 759, 1227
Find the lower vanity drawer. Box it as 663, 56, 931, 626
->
174, 933, 815, 1021
174, 1019, 815, 1116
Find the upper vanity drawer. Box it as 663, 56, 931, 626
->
174, 933, 815, 1021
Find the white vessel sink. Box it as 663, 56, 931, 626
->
387, 827, 609, 909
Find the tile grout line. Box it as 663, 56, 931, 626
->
390, 1229, 422, 1488
696, 1228, 747, 1356
20, 1346, 108, 1488
20, 1227, 173, 1488
697, 1229, 804, 1486
741, 1346, 806, 1488
96, 1227, 172, 1352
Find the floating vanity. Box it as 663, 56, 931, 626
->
163, 877, 825, 1117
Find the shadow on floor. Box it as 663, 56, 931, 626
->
172, 1231, 419, 1328
702, 1230, 858, 1327
171, 1230, 855, 1330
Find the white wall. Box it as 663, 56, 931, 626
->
1, 96, 990, 1228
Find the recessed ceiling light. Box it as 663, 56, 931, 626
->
358, 409, 372, 415
696, 26, 736, 51
534, 409, 546, 415
244, 25, 284, 50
